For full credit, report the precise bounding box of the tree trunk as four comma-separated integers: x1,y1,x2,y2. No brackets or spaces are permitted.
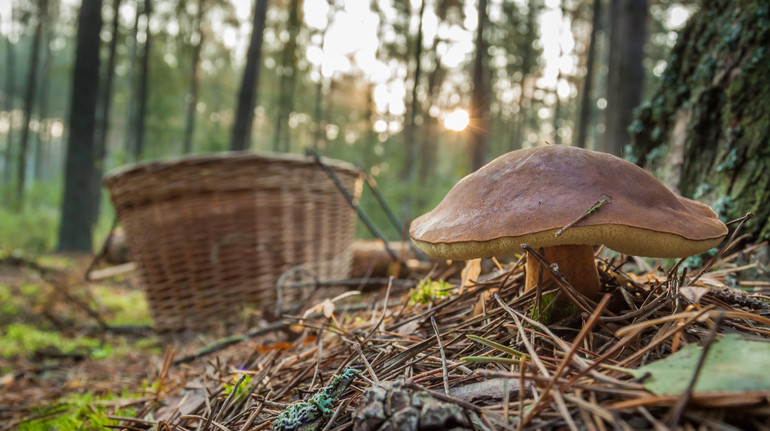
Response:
89,0,122,227
272,0,301,153
125,0,140,157
509,0,539,151
403,0,425,179
362,83,376,170
33,5,54,182
133,0,151,160
400,0,426,218
58,0,103,252
15,0,47,211
313,79,325,152
418,36,442,191
312,5,334,154
604,0,647,155
183,0,205,154
3,8,17,183
230,0,268,151
469,0,490,171
552,0,565,147
575,0,601,149
630,0,770,242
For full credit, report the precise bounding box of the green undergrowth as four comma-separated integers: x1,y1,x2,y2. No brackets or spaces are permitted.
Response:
0,206,59,253
91,285,153,327
17,390,143,431
0,182,116,255
407,279,453,306
1,323,108,359
528,292,580,324
223,373,255,404
0,255,156,360
0,323,160,360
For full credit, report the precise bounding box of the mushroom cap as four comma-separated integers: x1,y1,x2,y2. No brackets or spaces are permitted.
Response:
410,145,728,260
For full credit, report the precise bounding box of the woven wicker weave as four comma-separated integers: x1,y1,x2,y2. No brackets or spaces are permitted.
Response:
103,152,363,331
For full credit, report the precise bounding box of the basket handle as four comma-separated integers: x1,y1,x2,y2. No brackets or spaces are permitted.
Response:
305,147,429,263
84,216,136,282
305,148,401,261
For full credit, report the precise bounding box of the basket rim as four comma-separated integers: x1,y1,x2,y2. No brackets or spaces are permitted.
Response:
102,151,361,186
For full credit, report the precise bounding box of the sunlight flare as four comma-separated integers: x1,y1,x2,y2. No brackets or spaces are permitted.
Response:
444,109,470,132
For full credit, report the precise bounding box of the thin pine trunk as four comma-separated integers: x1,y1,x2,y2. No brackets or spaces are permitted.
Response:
183,0,205,154
33,11,53,181
418,37,441,189
90,0,122,226
4,12,17,183
399,0,426,220
469,0,489,171
134,0,152,160
15,0,46,211
272,0,301,153
510,0,538,150
575,0,601,149
604,0,647,155
403,0,425,181
312,6,333,153
313,79,325,152
230,0,268,151
125,0,140,156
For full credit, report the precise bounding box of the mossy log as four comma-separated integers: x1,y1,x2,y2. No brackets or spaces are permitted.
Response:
630,0,770,241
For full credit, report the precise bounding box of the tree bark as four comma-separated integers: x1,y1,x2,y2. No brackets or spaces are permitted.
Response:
33,4,54,182
630,0,770,242
124,0,140,157
400,0,426,218
230,0,268,151
509,0,540,151
575,0,601,149
183,0,205,154
418,36,442,191
311,5,335,154
604,0,647,155
58,0,103,252
4,8,17,183
469,0,490,171
272,0,301,153
90,0,122,227
133,0,151,160
15,0,47,211
403,0,425,178
230,0,267,151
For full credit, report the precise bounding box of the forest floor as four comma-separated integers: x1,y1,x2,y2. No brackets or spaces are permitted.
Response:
2,231,770,430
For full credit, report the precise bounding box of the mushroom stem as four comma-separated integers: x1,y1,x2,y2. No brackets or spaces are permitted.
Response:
525,244,601,297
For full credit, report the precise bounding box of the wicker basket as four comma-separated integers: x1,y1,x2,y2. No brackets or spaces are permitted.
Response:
103,152,363,331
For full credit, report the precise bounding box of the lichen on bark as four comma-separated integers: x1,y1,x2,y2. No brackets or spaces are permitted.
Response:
629,0,770,241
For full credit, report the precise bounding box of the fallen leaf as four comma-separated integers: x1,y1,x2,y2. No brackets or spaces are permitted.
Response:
629,334,770,396
0,373,14,387
460,258,482,291
680,286,710,304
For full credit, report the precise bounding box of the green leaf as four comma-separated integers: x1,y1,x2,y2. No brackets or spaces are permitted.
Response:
629,334,770,396
461,356,522,365
466,334,531,360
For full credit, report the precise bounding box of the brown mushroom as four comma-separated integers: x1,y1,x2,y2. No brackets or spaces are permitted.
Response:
409,145,728,297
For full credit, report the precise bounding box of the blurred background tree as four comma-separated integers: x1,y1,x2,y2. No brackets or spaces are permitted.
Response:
3,0,763,254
